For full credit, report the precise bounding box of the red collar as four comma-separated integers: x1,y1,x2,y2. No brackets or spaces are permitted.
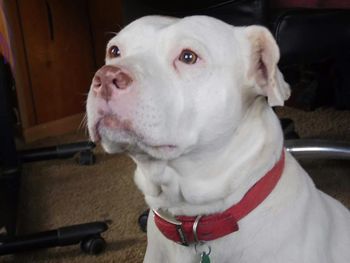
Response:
153,150,285,246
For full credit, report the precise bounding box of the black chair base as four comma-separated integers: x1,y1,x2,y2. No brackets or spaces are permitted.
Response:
0,221,108,256
0,141,108,257
19,141,96,165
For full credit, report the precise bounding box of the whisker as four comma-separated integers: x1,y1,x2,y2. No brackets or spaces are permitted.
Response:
78,114,88,132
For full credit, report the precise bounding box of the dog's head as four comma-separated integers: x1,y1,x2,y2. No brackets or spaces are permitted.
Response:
86,16,290,160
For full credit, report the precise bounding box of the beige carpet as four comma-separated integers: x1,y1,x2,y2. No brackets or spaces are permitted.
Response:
1,107,350,263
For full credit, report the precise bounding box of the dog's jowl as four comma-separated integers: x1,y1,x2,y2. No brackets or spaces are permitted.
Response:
86,16,350,263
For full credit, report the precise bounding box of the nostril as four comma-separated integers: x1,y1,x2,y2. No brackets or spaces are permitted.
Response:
112,78,119,89
92,75,102,90
112,72,132,90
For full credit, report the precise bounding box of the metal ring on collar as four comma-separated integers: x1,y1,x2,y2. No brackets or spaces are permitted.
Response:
192,215,203,244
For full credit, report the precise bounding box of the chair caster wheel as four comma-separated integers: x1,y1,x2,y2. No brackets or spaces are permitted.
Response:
78,150,96,166
80,235,106,255
138,209,149,233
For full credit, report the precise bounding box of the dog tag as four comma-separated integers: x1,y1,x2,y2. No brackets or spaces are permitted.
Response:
200,252,210,263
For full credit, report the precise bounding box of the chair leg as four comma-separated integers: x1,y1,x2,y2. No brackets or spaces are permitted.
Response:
0,168,21,237
285,139,350,159
0,221,108,256
19,141,96,163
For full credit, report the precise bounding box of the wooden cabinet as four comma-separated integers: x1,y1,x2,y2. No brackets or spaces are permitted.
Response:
18,0,96,124
1,0,122,141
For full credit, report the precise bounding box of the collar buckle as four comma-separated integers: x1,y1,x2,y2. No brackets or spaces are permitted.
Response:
153,209,189,246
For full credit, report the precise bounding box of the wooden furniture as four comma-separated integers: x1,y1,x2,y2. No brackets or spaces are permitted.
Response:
0,0,122,142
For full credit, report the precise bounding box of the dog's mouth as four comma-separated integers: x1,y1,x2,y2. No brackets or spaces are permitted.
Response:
91,114,136,144
97,115,133,139
91,114,178,157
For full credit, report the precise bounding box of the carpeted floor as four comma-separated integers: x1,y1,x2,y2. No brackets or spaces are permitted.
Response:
1,106,350,263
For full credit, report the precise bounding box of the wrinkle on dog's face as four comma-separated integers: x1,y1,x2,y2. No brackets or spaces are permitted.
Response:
86,16,248,160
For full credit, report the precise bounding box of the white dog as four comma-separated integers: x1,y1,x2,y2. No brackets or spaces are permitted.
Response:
86,16,350,263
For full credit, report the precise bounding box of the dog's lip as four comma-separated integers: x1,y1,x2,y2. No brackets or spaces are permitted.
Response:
150,144,177,149
92,119,178,154
137,143,178,160
92,115,177,150
90,116,117,143
93,114,133,139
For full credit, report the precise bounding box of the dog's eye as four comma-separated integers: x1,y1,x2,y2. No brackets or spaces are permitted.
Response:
179,49,198,64
108,45,121,58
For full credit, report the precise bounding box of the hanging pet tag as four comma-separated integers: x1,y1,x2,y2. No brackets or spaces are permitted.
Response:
200,251,211,263
196,242,211,263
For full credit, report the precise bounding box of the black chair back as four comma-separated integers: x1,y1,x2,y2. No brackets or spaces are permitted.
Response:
122,0,268,26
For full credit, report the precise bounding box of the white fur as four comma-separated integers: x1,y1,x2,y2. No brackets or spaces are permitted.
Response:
86,16,350,263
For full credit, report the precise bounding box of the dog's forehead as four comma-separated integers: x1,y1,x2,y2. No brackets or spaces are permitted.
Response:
111,16,236,50
115,16,179,43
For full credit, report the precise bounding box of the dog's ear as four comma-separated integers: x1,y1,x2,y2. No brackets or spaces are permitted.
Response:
245,26,290,106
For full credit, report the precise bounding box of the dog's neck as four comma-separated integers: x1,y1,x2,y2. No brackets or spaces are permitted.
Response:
132,97,284,216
